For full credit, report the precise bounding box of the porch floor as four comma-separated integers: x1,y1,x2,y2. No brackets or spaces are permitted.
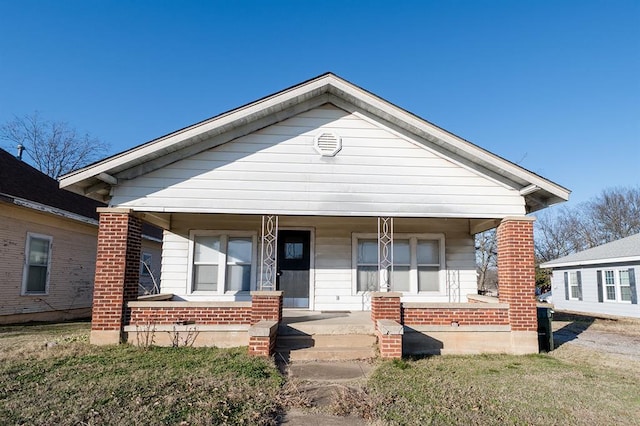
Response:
279,310,375,335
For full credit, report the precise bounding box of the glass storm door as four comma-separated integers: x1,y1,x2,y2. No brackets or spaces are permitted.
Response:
277,230,311,308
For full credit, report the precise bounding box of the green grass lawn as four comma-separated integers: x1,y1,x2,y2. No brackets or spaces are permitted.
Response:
0,322,283,425
355,354,640,425
2,321,639,425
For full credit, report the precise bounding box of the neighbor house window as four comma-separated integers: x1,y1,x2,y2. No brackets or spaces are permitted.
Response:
189,232,256,293
569,271,581,300
603,269,632,303
604,270,616,301
353,234,445,294
22,233,52,295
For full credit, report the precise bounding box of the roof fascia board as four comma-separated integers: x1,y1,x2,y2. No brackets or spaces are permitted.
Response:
6,195,99,226
541,256,640,269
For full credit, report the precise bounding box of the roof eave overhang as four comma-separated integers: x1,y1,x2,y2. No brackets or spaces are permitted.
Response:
59,73,570,208
541,256,640,269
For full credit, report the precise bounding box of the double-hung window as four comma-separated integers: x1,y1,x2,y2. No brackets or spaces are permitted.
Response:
569,271,581,300
353,233,445,294
22,233,52,295
603,269,632,303
190,232,256,293
604,270,616,301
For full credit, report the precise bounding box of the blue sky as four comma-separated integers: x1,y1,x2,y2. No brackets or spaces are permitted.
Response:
1,1,638,208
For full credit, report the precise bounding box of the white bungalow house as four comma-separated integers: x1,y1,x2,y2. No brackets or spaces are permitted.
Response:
540,233,639,318
59,73,569,357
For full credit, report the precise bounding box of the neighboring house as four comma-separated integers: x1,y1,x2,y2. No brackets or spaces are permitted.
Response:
0,148,162,324
540,233,639,318
59,73,570,356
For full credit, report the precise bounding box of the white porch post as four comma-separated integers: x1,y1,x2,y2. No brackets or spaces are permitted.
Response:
259,215,278,291
378,217,394,292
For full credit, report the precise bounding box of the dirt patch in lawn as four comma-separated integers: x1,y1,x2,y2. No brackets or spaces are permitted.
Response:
552,311,640,374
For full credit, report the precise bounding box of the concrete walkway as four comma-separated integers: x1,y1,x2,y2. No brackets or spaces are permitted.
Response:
278,360,375,426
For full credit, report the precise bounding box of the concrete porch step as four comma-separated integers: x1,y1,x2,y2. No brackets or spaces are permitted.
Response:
278,345,376,361
278,323,375,336
276,334,377,361
277,334,376,349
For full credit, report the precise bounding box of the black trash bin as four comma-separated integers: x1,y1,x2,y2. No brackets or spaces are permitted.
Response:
537,306,554,352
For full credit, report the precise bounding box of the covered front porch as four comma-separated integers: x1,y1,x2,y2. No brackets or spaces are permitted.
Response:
90,209,538,357
137,212,494,310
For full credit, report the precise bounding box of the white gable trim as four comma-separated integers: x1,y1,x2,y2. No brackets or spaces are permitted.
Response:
59,73,569,210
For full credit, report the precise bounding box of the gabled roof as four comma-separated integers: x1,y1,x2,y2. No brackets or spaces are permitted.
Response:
540,233,640,268
59,72,570,212
0,148,104,221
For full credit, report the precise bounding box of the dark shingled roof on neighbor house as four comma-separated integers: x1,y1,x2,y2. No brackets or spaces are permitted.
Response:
0,148,104,220
541,233,640,268
0,148,163,240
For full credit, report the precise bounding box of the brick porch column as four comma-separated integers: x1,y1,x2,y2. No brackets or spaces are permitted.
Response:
497,216,537,335
250,291,283,325
90,208,142,345
371,292,402,328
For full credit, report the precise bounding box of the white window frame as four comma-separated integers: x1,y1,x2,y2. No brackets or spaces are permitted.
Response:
568,271,581,301
21,233,53,295
351,233,446,295
603,269,632,304
187,230,258,295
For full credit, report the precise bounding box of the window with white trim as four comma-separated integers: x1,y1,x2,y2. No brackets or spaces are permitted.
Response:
353,233,445,294
22,233,52,295
189,232,256,293
569,271,580,300
603,269,632,303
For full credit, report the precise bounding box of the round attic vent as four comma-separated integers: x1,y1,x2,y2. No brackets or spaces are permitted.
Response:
314,132,342,157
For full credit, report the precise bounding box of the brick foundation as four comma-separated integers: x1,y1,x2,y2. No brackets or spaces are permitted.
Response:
91,209,142,344
497,217,537,332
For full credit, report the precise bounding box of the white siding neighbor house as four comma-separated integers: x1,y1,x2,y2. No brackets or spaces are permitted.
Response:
541,233,639,318
59,73,570,356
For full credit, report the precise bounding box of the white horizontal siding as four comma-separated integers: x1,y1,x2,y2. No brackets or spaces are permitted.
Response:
112,105,525,218
159,215,477,309
160,231,190,294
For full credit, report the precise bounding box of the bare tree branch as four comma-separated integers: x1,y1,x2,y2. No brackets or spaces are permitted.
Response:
0,111,109,179
534,185,640,287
